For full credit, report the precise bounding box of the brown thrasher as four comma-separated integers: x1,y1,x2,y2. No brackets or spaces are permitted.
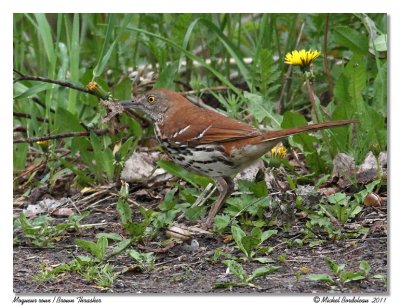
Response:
120,89,355,228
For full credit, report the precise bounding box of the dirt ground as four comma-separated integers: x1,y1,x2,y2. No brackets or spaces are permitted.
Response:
13,195,388,294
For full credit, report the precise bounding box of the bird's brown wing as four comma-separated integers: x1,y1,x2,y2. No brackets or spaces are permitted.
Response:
161,106,261,145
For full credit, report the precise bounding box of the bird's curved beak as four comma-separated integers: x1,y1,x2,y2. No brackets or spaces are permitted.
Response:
119,99,136,109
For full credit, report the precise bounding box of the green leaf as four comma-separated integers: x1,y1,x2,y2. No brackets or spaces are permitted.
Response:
184,206,206,221
253,257,275,264
34,13,55,62
370,34,387,52
75,237,108,260
157,160,212,188
261,229,277,242
111,239,132,256
213,214,230,232
359,261,371,276
125,222,146,239
241,236,259,257
340,271,365,283
249,180,268,198
250,227,262,241
333,26,369,55
245,92,281,128
307,273,334,283
96,233,122,241
344,54,367,112
223,260,247,282
373,61,387,116
231,225,246,255
247,266,281,282
92,14,116,79
159,188,177,211
13,83,52,99
116,199,133,225
324,257,344,274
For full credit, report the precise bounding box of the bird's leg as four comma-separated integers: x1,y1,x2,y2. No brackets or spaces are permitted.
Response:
177,183,217,221
203,176,234,229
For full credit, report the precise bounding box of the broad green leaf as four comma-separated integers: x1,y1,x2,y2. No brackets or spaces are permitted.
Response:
324,257,344,274
125,222,146,239
253,257,275,264
241,236,259,257
344,54,367,112
341,271,365,283
249,180,268,198
184,206,206,221
75,237,108,260
213,214,230,232
111,239,132,256
223,260,247,281
333,26,369,55
370,34,387,52
231,225,246,255
245,92,281,128
307,273,334,283
261,229,277,242
157,160,212,188
373,61,387,116
96,233,122,241
247,266,281,282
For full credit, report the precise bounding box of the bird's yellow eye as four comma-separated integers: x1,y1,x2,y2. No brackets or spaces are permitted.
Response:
147,95,157,104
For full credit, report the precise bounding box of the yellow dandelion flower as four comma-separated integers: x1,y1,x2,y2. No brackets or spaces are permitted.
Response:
36,140,49,147
85,81,98,91
36,140,50,151
85,81,112,100
271,144,287,159
284,49,321,68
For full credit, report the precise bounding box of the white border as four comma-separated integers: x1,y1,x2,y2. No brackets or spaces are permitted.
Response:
4,1,398,305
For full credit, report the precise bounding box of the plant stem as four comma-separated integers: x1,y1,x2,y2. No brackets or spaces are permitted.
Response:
305,78,321,123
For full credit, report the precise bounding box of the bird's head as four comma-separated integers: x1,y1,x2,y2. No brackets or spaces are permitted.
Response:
120,89,181,122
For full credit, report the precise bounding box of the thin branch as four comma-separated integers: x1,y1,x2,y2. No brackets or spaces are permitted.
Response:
13,128,111,144
323,14,334,98
13,111,49,123
13,69,93,96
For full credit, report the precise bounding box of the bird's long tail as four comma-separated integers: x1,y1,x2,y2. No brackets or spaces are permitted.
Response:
260,119,357,142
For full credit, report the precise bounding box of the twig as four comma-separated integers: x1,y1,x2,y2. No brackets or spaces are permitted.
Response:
13,128,110,144
13,69,92,96
323,14,334,98
13,111,49,123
